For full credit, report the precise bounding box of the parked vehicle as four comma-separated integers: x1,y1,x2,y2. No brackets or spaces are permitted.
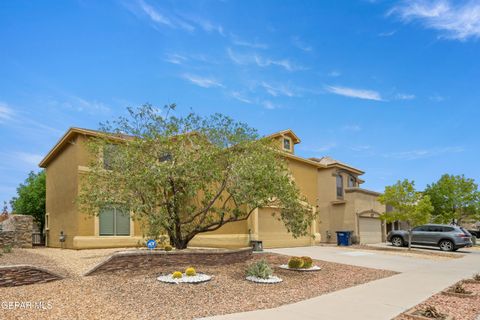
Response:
387,224,473,251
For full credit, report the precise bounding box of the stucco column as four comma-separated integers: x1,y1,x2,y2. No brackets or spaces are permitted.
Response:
248,208,259,241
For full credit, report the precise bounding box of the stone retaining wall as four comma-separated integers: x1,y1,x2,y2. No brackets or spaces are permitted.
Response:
0,215,33,248
85,247,253,276
0,265,62,287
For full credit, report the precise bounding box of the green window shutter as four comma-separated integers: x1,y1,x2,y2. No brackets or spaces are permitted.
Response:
99,207,115,236
115,208,130,236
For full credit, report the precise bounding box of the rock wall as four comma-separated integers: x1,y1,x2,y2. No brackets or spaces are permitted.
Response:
0,215,33,248
0,265,62,287
85,247,253,276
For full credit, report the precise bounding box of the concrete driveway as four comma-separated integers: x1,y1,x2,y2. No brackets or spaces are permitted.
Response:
204,246,480,320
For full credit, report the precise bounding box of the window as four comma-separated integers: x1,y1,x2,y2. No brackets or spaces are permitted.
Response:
348,176,356,188
99,207,130,236
103,144,118,170
336,174,344,198
283,138,291,151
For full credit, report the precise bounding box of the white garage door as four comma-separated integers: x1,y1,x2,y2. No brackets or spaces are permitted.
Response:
359,218,382,244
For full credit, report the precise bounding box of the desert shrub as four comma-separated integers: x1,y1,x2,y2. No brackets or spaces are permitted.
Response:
473,273,480,281
185,267,196,277
164,245,173,252
288,256,304,269
172,271,182,279
301,256,313,268
2,245,12,254
418,305,445,319
451,283,471,294
246,259,273,279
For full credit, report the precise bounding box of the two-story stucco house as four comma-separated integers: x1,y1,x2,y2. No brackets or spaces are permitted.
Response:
39,127,385,249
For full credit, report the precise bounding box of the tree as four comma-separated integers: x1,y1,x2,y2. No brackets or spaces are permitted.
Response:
424,174,480,225
378,179,433,250
10,170,46,235
78,104,316,249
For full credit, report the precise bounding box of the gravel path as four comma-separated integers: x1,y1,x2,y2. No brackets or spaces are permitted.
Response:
0,251,396,320
395,281,480,320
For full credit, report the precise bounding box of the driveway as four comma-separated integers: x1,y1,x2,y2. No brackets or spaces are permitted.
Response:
204,246,480,320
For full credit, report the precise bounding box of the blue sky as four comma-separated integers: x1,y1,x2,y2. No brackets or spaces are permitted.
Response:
1,0,479,205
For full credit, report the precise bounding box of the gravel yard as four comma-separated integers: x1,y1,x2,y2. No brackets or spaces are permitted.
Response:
395,281,480,320
0,249,396,320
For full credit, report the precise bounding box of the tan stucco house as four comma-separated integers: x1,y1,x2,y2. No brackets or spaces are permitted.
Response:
39,127,386,249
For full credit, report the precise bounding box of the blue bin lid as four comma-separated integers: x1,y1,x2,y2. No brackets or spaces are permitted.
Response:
335,230,354,233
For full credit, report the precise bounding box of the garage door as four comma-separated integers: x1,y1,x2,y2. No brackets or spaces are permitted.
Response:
257,208,311,248
359,218,382,244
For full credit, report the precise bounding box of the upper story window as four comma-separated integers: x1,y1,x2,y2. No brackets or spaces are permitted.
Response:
348,176,356,188
283,138,292,151
336,174,344,198
103,144,118,170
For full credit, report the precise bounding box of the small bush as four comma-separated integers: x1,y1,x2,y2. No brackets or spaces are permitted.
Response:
473,273,480,281
2,245,12,254
172,271,182,279
164,245,173,252
288,257,304,269
185,267,196,277
451,283,471,294
301,256,313,269
418,305,445,319
246,259,273,279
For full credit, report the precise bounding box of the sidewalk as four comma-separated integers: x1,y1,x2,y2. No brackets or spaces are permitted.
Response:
203,247,480,320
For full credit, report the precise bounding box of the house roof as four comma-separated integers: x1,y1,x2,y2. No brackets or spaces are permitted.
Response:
309,156,364,175
265,129,301,144
39,127,131,168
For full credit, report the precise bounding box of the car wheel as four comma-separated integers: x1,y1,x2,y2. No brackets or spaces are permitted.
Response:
391,236,404,247
439,240,454,251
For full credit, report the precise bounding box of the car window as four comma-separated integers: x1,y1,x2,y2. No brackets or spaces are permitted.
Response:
460,227,471,235
412,226,426,231
428,226,443,232
442,226,454,232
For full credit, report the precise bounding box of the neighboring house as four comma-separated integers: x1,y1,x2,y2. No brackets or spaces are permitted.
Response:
39,127,385,249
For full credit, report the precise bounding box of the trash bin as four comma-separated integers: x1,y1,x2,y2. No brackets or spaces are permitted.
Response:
336,231,353,246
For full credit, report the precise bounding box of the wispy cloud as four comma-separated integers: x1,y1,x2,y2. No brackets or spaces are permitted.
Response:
14,152,43,166
230,34,267,49
350,145,372,152
328,70,341,77
230,91,252,104
164,53,187,65
383,146,464,160
262,100,279,110
325,85,383,101
261,82,295,97
182,15,224,35
395,93,415,100
378,30,397,37
429,94,445,102
49,95,110,114
181,73,224,88
0,102,14,122
389,0,480,41
291,36,312,52
226,48,303,72
138,0,174,28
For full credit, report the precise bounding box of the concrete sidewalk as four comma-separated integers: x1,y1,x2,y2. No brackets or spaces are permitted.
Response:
203,246,480,320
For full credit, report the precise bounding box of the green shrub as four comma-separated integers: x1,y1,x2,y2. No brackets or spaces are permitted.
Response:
172,271,182,279
301,256,313,269
164,245,173,252
473,273,480,281
246,259,273,279
288,257,304,269
2,245,12,254
185,267,196,277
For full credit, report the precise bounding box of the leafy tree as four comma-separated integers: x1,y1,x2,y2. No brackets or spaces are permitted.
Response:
424,174,480,225
78,104,315,249
378,179,433,249
10,171,46,235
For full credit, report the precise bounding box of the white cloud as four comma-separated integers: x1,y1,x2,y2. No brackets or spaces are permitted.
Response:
389,0,480,41
230,91,252,104
291,36,312,52
378,30,397,37
429,94,445,102
395,93,416,100
231,36,268,49
14,152,43,166
0,102,14,122
261,82,295,97
384,146,464,160
138,0,174,27
262,100,278,110
52,95,110,114
164,53,187,65
328,70,341,77
226,48,303,72
181,74,224,88
325,85,383,101
350,145,372,151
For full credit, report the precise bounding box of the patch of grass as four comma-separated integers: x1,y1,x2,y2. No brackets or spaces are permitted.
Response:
2,244,12,253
